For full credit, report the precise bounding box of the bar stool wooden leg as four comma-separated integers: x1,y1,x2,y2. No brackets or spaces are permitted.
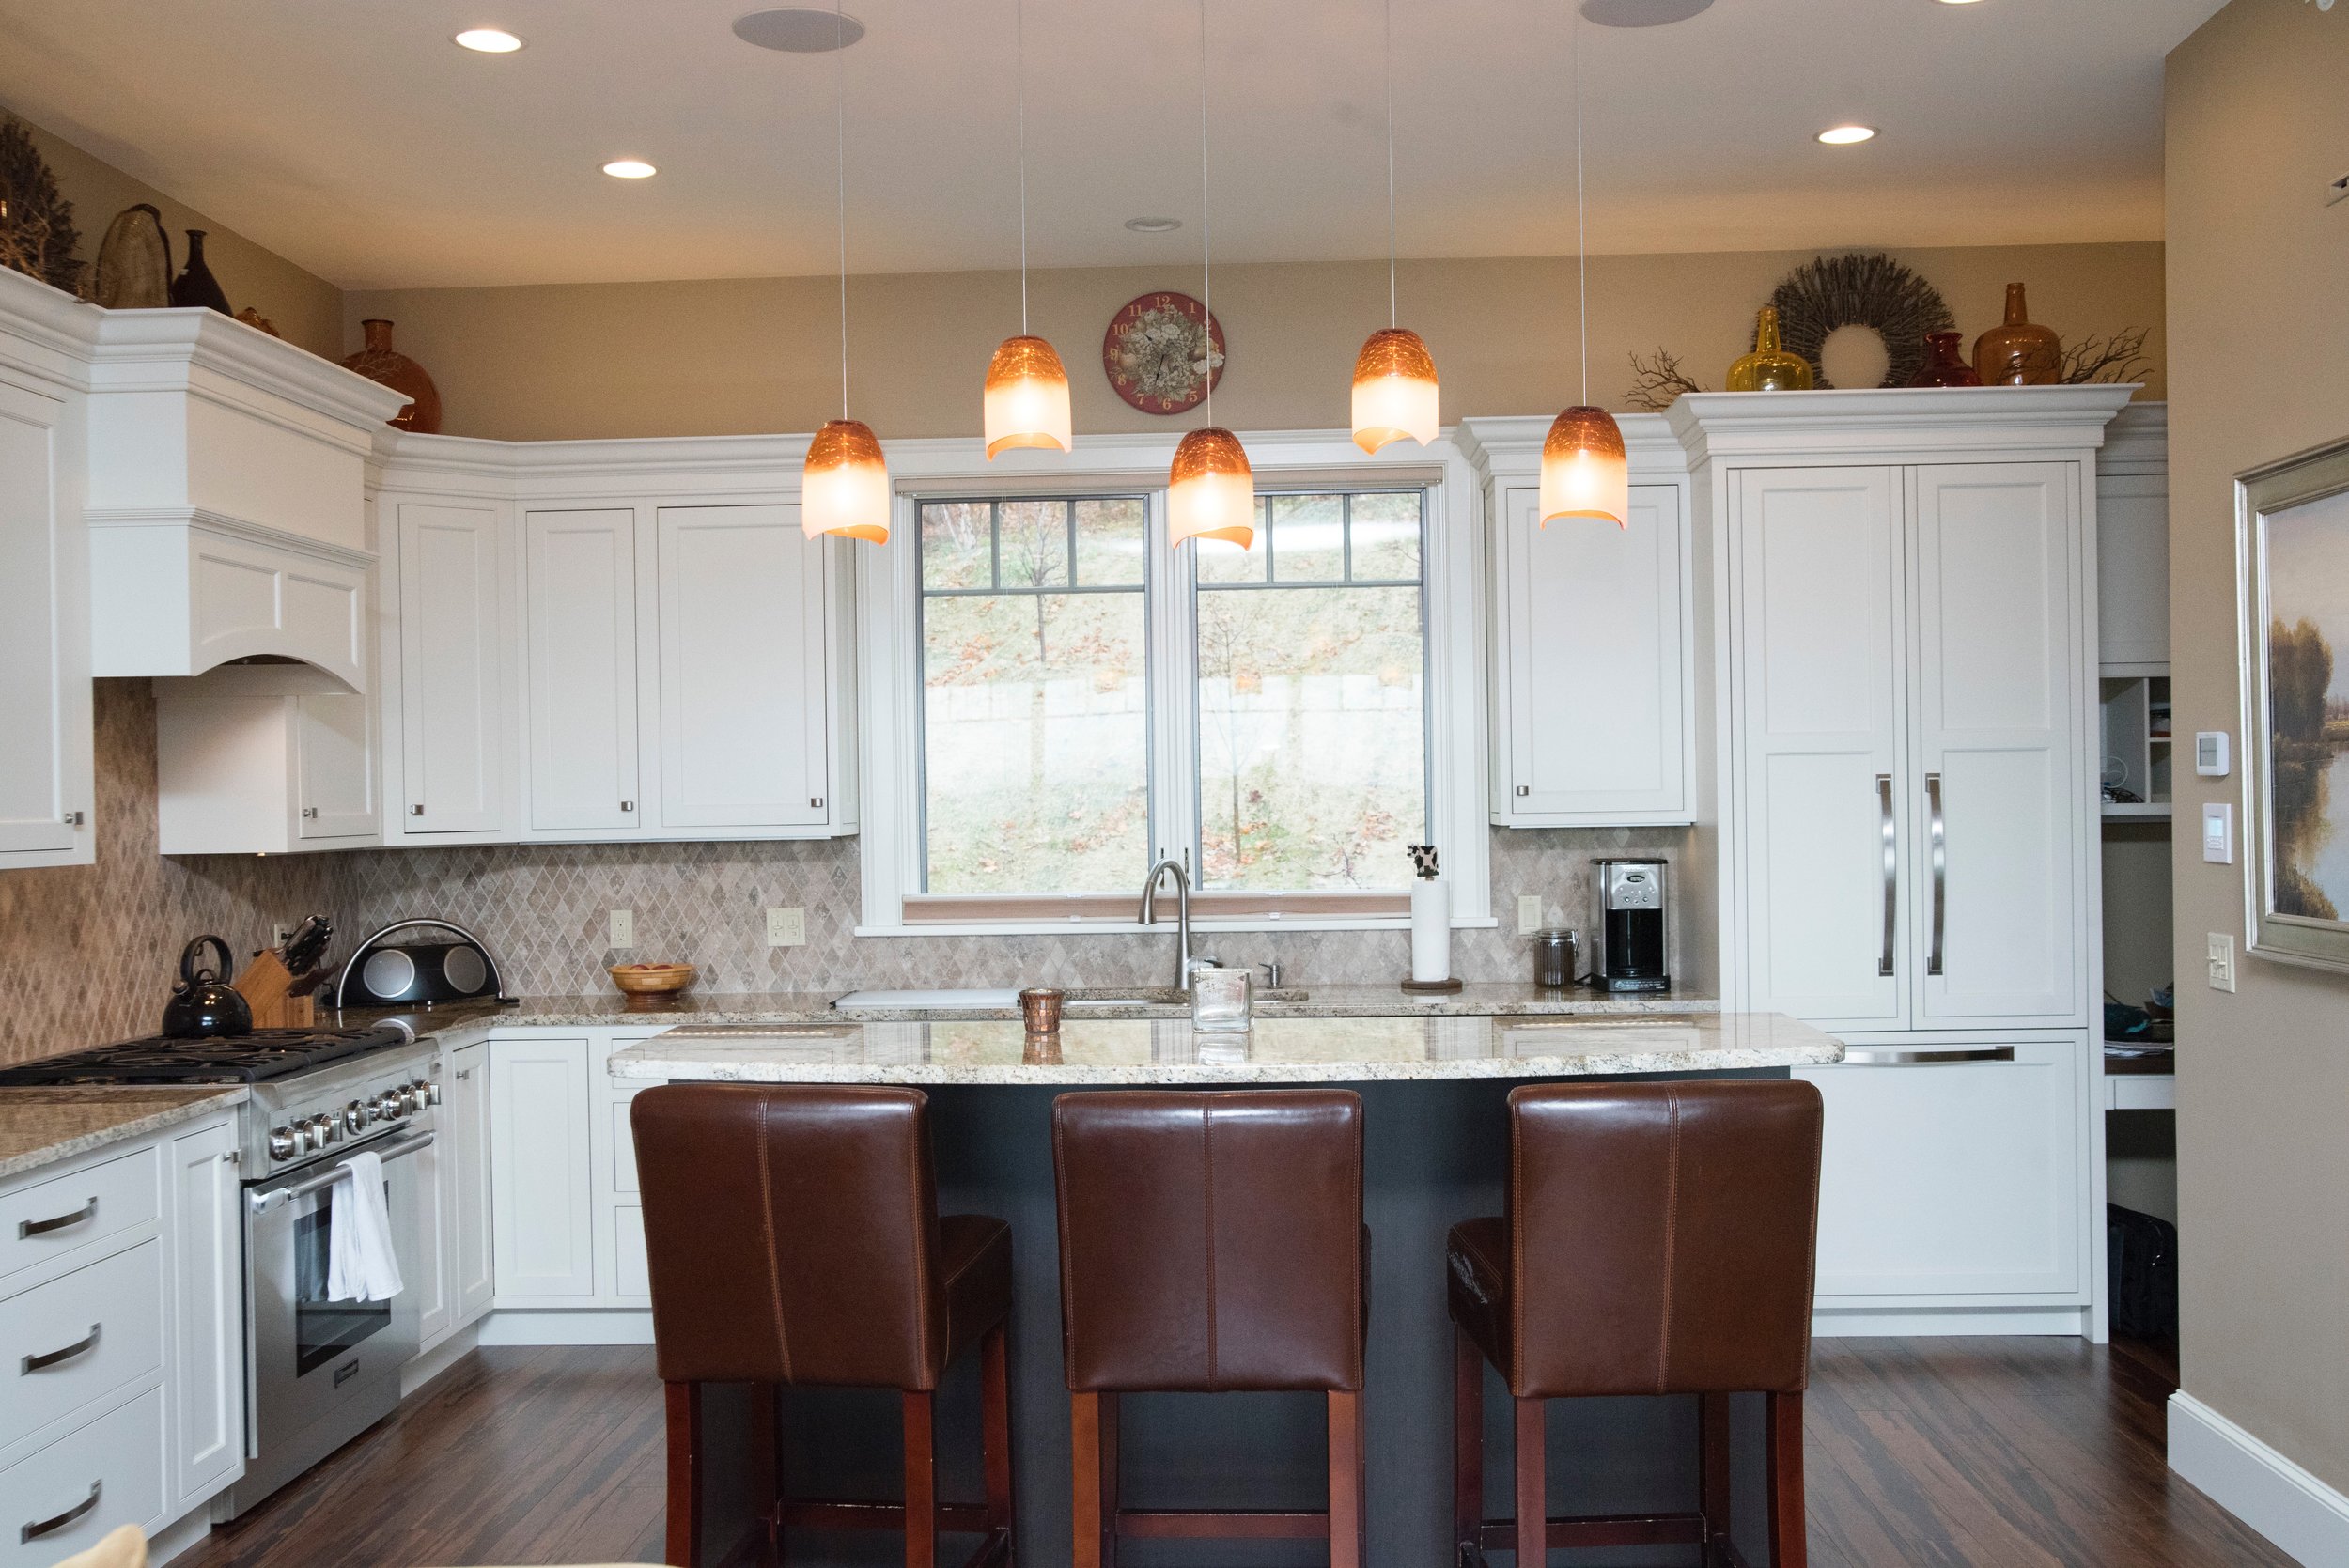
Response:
1328,1390,1365,1568
980,1323,1015,1546
1454,1327,1484,1563
1071,1392,1112,1568
664,1382,703,1568
1514,1397,1545,1568
901,1391,938,1568
1766,1391,1806,1568
1700,1392,1732,1566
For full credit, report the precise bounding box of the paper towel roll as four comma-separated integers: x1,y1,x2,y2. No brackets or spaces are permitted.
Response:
1410,877,1451,983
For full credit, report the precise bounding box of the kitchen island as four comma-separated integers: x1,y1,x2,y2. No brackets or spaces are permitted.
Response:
610,1011,1840,1568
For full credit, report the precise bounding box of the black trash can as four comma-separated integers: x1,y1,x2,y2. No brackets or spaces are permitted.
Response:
2108,1203,2179,1340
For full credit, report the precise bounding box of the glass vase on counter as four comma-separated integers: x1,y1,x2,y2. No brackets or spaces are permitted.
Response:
1190,966,1252,1033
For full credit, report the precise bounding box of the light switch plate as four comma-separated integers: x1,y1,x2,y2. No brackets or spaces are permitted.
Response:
2207,932,2236,993
767,908,805,948
609,908,634,948
1517,894,1544,935
2202,802,2234,863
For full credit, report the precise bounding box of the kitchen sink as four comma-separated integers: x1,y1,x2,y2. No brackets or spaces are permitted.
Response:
832,986,1308,1018
1060,986,1309,1010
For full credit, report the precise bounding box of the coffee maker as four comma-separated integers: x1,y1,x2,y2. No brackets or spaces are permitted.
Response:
1591,858,1670,992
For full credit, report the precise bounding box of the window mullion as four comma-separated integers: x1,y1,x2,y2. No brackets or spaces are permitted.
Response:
1146,489,1202,877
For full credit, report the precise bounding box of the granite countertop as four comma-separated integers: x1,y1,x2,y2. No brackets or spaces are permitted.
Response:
606,1011,1840,1087
0,1087,247,1184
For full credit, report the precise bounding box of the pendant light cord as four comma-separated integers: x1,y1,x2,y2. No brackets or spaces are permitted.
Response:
1198,0,1213,427
1574,0,1588,409
1384,0,1395,329
834,0,849,419
1016,0,1029,335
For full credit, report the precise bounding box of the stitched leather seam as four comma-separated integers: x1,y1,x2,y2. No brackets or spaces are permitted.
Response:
1657,1088,1681,1395
1507,1100,1523,1393
907,1101,935,1385
1202,1103,1219,1389
756,1101,793,1384
1052,1112,1079,1383
1351,1110,1365,1389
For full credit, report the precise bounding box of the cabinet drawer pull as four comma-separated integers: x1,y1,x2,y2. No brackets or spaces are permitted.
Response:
1926,772,1947,977
1840,1046,2015,1065
21,1481,100,1543
22,1325,100,1374
19,1197,97,1238
1876,773,1897,978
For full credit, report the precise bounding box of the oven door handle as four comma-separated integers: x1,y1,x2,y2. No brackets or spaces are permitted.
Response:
249,1130,435,1215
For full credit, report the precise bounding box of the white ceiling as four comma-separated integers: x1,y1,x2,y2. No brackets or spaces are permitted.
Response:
0,0,2224,291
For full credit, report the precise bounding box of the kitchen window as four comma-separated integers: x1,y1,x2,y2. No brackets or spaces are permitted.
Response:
856,431,1490,934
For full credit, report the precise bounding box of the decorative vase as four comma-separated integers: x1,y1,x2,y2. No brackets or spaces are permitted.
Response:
341,318,443,433
167,229,230,315
1908,329,1983,388
1726,305,1814,392
1972,282,2061,386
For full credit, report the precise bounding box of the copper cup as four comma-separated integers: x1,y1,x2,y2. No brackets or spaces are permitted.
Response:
1019,986,1065,1034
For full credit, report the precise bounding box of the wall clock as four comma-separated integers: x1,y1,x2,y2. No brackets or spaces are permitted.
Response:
1101,291,1225,415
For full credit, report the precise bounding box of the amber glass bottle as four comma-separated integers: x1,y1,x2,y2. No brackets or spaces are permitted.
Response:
1726,305,1814,392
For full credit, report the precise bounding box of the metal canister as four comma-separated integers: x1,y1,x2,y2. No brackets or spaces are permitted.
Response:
1532,928,1580,988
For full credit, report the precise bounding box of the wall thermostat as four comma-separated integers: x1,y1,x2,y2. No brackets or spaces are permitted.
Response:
2196,732,2231,777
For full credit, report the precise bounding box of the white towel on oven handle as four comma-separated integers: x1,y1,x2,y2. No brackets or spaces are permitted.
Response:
326,1149,404,1302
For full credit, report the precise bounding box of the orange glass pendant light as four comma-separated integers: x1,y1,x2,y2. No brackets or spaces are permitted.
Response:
1168,0,1254,551
1540,1,1627,528
802,0,889,542
801,418,890,542
1348,0,1439,454
981,0,1073,458
1168,427,1256,548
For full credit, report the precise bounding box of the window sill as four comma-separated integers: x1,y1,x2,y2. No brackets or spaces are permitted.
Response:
855,914,1501,939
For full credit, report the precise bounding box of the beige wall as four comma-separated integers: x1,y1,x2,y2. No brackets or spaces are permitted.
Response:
5,108,342,360
349,241,2165,443
2167,0,2349,1497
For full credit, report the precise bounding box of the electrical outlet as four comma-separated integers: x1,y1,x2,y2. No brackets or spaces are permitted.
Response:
2206,932,2236,993
767,907,805,948
1517,894,1544,935
271,923,291,949
609,908,634,948
2328,170,2349,208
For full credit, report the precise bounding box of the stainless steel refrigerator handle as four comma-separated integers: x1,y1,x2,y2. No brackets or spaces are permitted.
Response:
248,1130,436,1214
1926,772,1947,977
1841,1045,2015,1065
1876,774,1897,978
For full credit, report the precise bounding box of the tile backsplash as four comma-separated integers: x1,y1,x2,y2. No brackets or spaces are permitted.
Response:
0,683,1691,1063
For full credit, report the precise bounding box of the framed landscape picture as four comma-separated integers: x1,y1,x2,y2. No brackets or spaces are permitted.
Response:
2238,434,2349,972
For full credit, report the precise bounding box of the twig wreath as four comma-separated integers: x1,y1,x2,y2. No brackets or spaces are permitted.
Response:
1765,252,1953,389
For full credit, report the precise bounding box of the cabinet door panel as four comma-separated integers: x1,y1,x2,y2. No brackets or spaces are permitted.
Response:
295,691,374,840
1734,468,1906,1024
1497,485,1688,819
2095,472,2169,669
488,1038,593,1297
397,503,504,832
166,1119,243,1510
1910,464,2081,1023
656,505,827,829
524,510,640,831
0,383,74,858
448,1043,493,1323
1796,1041,2083,1299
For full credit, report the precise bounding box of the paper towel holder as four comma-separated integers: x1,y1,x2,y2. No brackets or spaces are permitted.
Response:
1400,843,1465,993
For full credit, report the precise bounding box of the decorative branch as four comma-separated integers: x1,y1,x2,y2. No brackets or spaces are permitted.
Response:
2057,327,2153,387
1624,348,1707,412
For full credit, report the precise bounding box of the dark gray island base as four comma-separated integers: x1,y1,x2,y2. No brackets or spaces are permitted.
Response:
610,1016,1842,1568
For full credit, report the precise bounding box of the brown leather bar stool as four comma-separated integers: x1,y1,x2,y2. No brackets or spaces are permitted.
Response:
631,1084,1015,1568
1051,1089,1367,1568
1449,1080,1823,1568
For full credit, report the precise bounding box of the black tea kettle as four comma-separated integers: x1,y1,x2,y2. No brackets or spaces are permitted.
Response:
162,935,254,1039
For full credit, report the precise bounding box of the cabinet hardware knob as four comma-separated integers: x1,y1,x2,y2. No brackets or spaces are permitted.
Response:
303,806,319,818
811,797,824,809
620,800,635,813
411,803,426,815
60,810,84,827
1515,784,1529,798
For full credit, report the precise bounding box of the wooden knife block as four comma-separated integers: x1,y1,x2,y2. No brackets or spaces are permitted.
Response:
233,952,315,1030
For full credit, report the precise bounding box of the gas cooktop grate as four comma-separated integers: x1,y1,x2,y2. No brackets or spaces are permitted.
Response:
0,1027,414,1085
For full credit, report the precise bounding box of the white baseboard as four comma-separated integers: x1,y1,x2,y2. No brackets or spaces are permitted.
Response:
476,1308,654,1346
402,1320,485,1398
147,1506,214,1567
2170,1390,2349,1567
1814,1305,2090,1337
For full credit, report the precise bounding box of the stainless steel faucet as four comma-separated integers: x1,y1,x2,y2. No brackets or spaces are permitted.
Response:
1137,856,1193,992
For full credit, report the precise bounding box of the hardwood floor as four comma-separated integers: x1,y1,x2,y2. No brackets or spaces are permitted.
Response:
173,1338,2293,1568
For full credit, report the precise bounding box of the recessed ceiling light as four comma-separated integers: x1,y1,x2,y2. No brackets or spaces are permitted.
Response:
732,8,865,52
1579,0,1713,26
1125,216,1183,233
453,27,524,52
602,159,659,179
1816,125,1878,146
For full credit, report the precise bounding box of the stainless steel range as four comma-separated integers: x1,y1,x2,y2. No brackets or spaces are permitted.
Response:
0,1024,441,1517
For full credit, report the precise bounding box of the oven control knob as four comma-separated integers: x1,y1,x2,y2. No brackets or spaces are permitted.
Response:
269,1126,298,1159
311,1114,341,1145
292,1122,317,1154
399,1084,421,1115
416,1079,441,1107
344,1101,367,1134
378,1090,406,1121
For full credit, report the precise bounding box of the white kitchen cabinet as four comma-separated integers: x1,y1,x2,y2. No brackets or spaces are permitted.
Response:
1460,417,1695,827
523,508,643,834
655,505,831,831
154,666,379,854
392,499,507,835
489,1037,596,1299
447,1042,495,1326
163,1119,242,1514
0,275,94,869
2094,404,2169,674
1797,1039,2088,1306
410,1106,451,1351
